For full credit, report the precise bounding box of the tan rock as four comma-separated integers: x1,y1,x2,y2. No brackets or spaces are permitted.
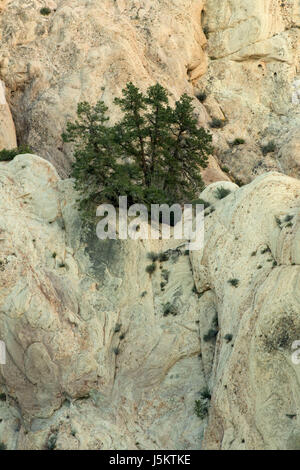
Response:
0,80,17,150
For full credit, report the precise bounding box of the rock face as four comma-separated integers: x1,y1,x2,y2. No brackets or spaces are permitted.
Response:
0,0,299,181
0,0,300,451
0,0,208,176
0,80,17,150
0,155,206,450
1,155,300,449
201,0,300,183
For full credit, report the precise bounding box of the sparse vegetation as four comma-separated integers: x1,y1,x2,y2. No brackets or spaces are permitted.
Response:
161,269,170,282
228,278,239,287
163,302,178,317
147,252,159,262
209,117,225,129
158,252,169,262
224,333,233,343
40,7,51,15
146,263,156,275
203,328,218,342
114,323,122,333
0,393,6,401
200,387,211,400
196,92,207,103
275,216,282,228
0,146,32,162
194,399,209,419
232,138,245,146
0,442,7,450
215,187,231,200
261,141,276,155
191,198,210,209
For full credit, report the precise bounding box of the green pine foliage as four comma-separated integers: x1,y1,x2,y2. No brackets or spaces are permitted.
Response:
0,145,32,162
62,83,213,218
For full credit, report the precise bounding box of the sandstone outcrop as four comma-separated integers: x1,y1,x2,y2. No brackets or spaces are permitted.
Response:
0,80,17,150
1,155,300,449
0,1,298,182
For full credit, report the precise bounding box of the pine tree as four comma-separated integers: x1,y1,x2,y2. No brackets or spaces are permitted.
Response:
62,82,212,218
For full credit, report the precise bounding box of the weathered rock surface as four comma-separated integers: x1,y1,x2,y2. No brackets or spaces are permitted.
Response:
0,0,298,182
0,80,17,150
0,0,208,176
0,154,205,449
1,155,300,449
200,0,300,182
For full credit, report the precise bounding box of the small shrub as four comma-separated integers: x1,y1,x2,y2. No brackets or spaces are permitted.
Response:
158,252,169,262
284,214,294,222
200,387,211,400
161,269,170,282
273,260,278,267
58,262,66,268
0,442,7,450
232,138,245,146
224,333,233,343
209,118,225,129
191,198,210,209
261,141,276,155
146,263,156,275
215,187,231,200
0,145,32,162
0,393,6,401
52,252,57,258
261,247,271,254
141,291,147,297
119,333,125,340
275,216,282,228
40,7,51,15
222,166,230,173
203,328,218,342
147,252,158,262
194,399,208,419
163,302,178,317
228,278,239,287
114,323,121,333
251,251,257,257
286,222,293,228
113,347,120,355
196,92,207,103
